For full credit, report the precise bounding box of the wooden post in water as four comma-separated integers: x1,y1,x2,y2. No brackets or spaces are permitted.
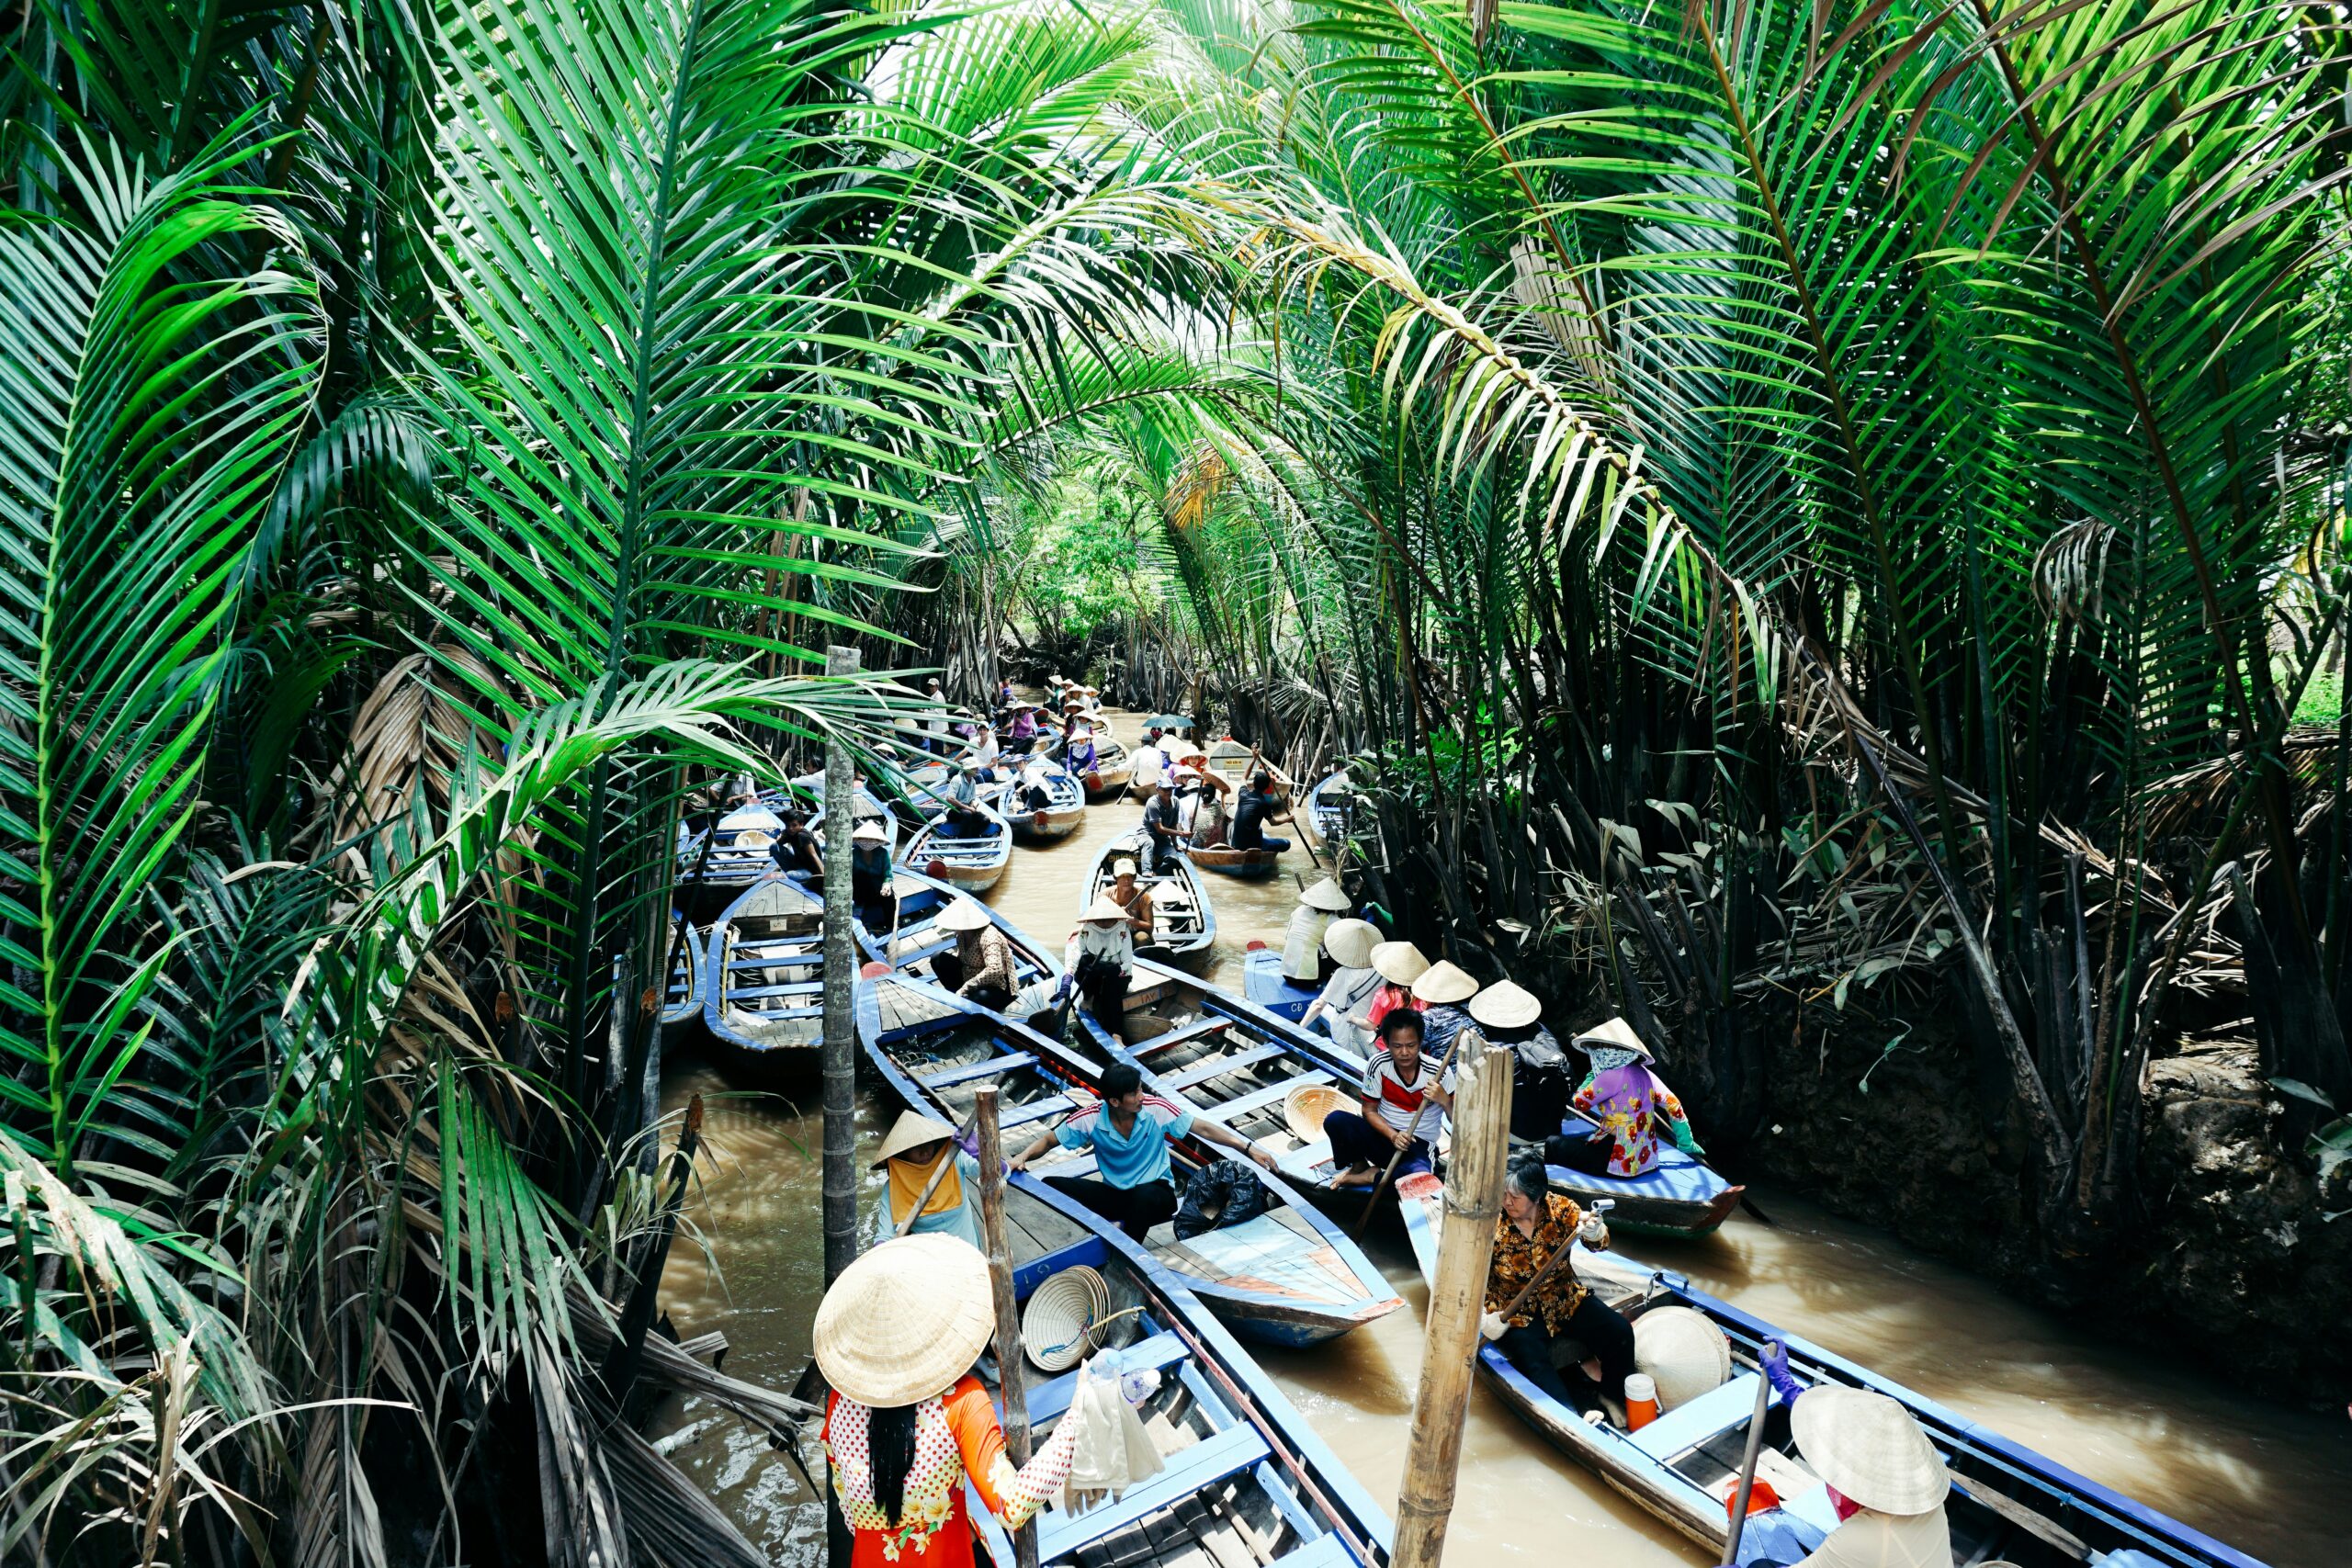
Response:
973,1086,1039,1568
1393,1040,1512,1568
821,644,861,1289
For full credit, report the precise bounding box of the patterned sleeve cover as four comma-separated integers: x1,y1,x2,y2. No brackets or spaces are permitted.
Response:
1647,1071,1697,1150
949,1379,1079,1529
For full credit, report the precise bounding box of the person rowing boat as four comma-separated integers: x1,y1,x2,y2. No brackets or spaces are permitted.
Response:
1477,1156,1635,1416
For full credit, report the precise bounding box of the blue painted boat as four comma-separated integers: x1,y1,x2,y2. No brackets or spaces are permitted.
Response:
658,911,706,1040
902,800,1013,892
1086,829,1214,969
1005,759,1086,841
940,1177,1391,1567
1242,944,1320,1024
1396,1176,2266,1568
865,865,1056,986
1301,768,1358,853
859,975,1402,1349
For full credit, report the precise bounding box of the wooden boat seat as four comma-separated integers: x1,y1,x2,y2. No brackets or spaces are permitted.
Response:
725,979,822,1001
922,1054,1035,1089
1035,1419,1271,1562
1003,1094,1076,1129
1629,1371,1762,1460
1023,1331,1191,1425
1132,1015,1238,1058
1163,1043,1283,1089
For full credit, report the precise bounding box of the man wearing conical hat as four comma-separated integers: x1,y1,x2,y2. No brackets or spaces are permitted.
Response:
1280,876,1352,984
870,1111,981,1249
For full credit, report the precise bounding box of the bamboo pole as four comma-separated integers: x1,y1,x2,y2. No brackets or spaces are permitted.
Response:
973,1087,1039,1568
1393,1042,1513,1568
821,644,861,1289
892,1111,976,1238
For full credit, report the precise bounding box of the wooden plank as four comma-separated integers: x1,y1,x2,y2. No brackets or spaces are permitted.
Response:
1195,1075,1329,1123
1164,1043,1283,1089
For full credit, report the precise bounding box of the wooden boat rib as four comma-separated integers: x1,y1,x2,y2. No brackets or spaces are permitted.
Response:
1006,761,1086,841
1397,1180,2264,1568
858,976,1401,1348
1086,829,1214,969
959,1178,1393,1567
901,800,1013,892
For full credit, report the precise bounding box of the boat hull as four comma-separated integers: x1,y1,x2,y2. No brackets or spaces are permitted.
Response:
1189,843,1283,878
1241,945,1319,1022
902,807,1012,893
1084,831,1215,968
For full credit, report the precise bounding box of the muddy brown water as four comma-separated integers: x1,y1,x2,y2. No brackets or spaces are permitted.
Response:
655,714,2352,1566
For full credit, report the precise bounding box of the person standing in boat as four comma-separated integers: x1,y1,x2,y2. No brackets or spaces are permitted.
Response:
1360,940,1430,1034
1408,959,1480,1057
1064,895,1136,1043
1231,770,1294,854
1323,1009,1453,1188
921,677,952,756
1302,919,1383,1056
815,1235,1080,1567
1282,877,1352,985
1104,857,1155,944
1010,1061,1273,1240
1477,1156,1636,1416
1548,1017,1706,1178
870,1111,981,1247
1130,727,1168,807
931,898,1015,1011
850,820,895,931
1739,1352,1953,1568
1141,777,1189,874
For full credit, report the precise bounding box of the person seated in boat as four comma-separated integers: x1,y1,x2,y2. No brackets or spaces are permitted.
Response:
939,760,989,839
816,1235,1081,1568
1131,727,1168,807
1323,1009,1453,1189
1008,701,1039,745
1011,1062,1272,1241
932,897,1015,1010
1105,858,1155,942
1409,959,1480,1057
769,804,825,877
1064,895,1136,1043
850,819,895,930
1466,979,1576,1142
1547,1017,1706,1179
967,722,1001,783
871,1111,981,1247
1014,753,1060,813
1361,940,1430,1033
1283,877,1352,985
1141,780,1190,874
718,786,784,837
1737,1350,1953,1568
1059,715,1098,774
1231,771,1294,854
1478,1156,1636,1416
1302,919,1383,1056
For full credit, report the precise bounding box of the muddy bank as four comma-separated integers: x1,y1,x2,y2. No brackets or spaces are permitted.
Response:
1738,998,2352,1403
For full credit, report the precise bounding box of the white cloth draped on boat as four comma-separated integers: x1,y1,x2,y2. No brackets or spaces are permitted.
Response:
1058,1350,1165,1510
1067,922,1133,976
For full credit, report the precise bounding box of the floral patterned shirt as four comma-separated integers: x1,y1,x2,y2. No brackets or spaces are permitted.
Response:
824,1375,1077,1565
1571,1063,1694,1177
1486,1192,1589,1335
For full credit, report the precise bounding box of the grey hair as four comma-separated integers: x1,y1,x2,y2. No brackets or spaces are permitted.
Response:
1506,1156,1549,1204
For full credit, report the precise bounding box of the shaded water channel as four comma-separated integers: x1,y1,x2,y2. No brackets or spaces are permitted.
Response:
653,712,2352,1566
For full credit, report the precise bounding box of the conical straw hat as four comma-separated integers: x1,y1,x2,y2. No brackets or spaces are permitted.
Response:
852,820,888,844
1573,1015,1653,1060
1080,894,1129,923
871,1109,958,1168
813,1234,994,1406
1323,919,1379,970
1411,960,1477,1004
1298,877,1351,911
1283,1083,1352,1145
936,897,991,933
1791,1385,1951,1515
1370,941,1429,986
1469,980,1543,1030
1631,1306,1731,1411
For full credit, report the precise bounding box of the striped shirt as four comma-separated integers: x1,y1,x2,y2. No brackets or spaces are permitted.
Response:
1360,1048,1456,1140
1055,1097,1193,1189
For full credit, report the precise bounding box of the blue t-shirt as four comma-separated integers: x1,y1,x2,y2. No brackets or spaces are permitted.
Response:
1056,1098,1195,1189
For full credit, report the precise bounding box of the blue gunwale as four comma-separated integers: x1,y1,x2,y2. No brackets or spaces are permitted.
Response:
1005,763,1086,841
902,801,1014,892
858,978,1401,1348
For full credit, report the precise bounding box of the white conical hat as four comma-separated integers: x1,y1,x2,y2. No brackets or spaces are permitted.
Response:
1370,941,1430,986
1791,1385,1951,1515
1469,980,1543,1030
870,1109,958,1168
1411,960,1477,1004
1080,894,1129,922
936,897,991,933
1297,877,1351,911
1631,1305,1731,1411
1323,919,1379,970
852,820,888,844
812,1234,994,1406
1572,1015,1653,1060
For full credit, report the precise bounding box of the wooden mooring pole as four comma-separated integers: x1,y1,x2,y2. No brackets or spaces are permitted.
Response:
1393,1040,1512,1568
973,1086,1040,1568
820,644,861,1290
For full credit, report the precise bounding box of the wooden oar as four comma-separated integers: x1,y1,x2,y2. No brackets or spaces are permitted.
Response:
891,1113,977,1238
1718,1351,1775,1567
1352,1023,1480,1236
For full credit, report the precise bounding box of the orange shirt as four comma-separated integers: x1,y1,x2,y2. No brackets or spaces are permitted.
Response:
823,1375,1075,1567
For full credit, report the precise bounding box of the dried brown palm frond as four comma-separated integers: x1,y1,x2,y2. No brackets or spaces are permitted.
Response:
2139,727,2348,845
330,647,510,842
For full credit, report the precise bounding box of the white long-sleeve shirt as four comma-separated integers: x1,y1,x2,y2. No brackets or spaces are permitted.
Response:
1066,922,1133,976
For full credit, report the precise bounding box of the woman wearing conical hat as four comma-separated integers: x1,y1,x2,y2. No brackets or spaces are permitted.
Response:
1280,876,1352,984
1358,940,1430,1035
1408,959,1480,1058
870,1111,980,1249
1552,1017,1705,1179
1737,1354,1953,1568
816,1235,1081,1565
1301,919,1383,1058
1066,894,1136,1044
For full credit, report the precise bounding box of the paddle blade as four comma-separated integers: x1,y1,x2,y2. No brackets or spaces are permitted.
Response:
859,961,892,979
1395,1171,1444,1201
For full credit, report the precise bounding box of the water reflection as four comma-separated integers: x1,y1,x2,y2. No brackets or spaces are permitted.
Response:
653,711,2352,1568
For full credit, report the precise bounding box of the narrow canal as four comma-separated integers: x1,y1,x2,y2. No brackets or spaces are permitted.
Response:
653,712,2352,1567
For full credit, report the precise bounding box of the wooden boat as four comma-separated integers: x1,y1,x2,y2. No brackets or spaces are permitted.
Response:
1187,840,1283,878
858,976,1402,1348
658,913,707,1039
1005,761,1086,841
862,1175,1394,1568
1396,1179,2264,1568
1077,734,1133,801
868,866,1057,986
901,800,1013,892
1300,769,1358,852
1241,944,1319,1026
1086,829,1214,969
673,795,812,919
1200,737,1265,793
805,780,899,859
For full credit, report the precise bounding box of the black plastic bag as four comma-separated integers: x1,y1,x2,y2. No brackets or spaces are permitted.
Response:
1172,1158,1271,1239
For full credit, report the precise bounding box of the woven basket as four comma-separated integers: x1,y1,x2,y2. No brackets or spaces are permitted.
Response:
1022,1266,1110,1372
1283,1083,1351,1146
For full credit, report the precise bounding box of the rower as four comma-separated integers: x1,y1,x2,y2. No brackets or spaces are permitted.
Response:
1141,775,1189,874
1740,1351,1954,1568
1231,770,1293,854
871,1110,980,1247
1477,1156,1635,1416
1282,876,1352,985
1010,1062,1272,1240
1549,1017,1706,1178
1301,918,1383,1057
932,897,1013,1010
939,758,988,839
1065,895,1136,1043
1104,857,1155,943
1322,1009,1453,1189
